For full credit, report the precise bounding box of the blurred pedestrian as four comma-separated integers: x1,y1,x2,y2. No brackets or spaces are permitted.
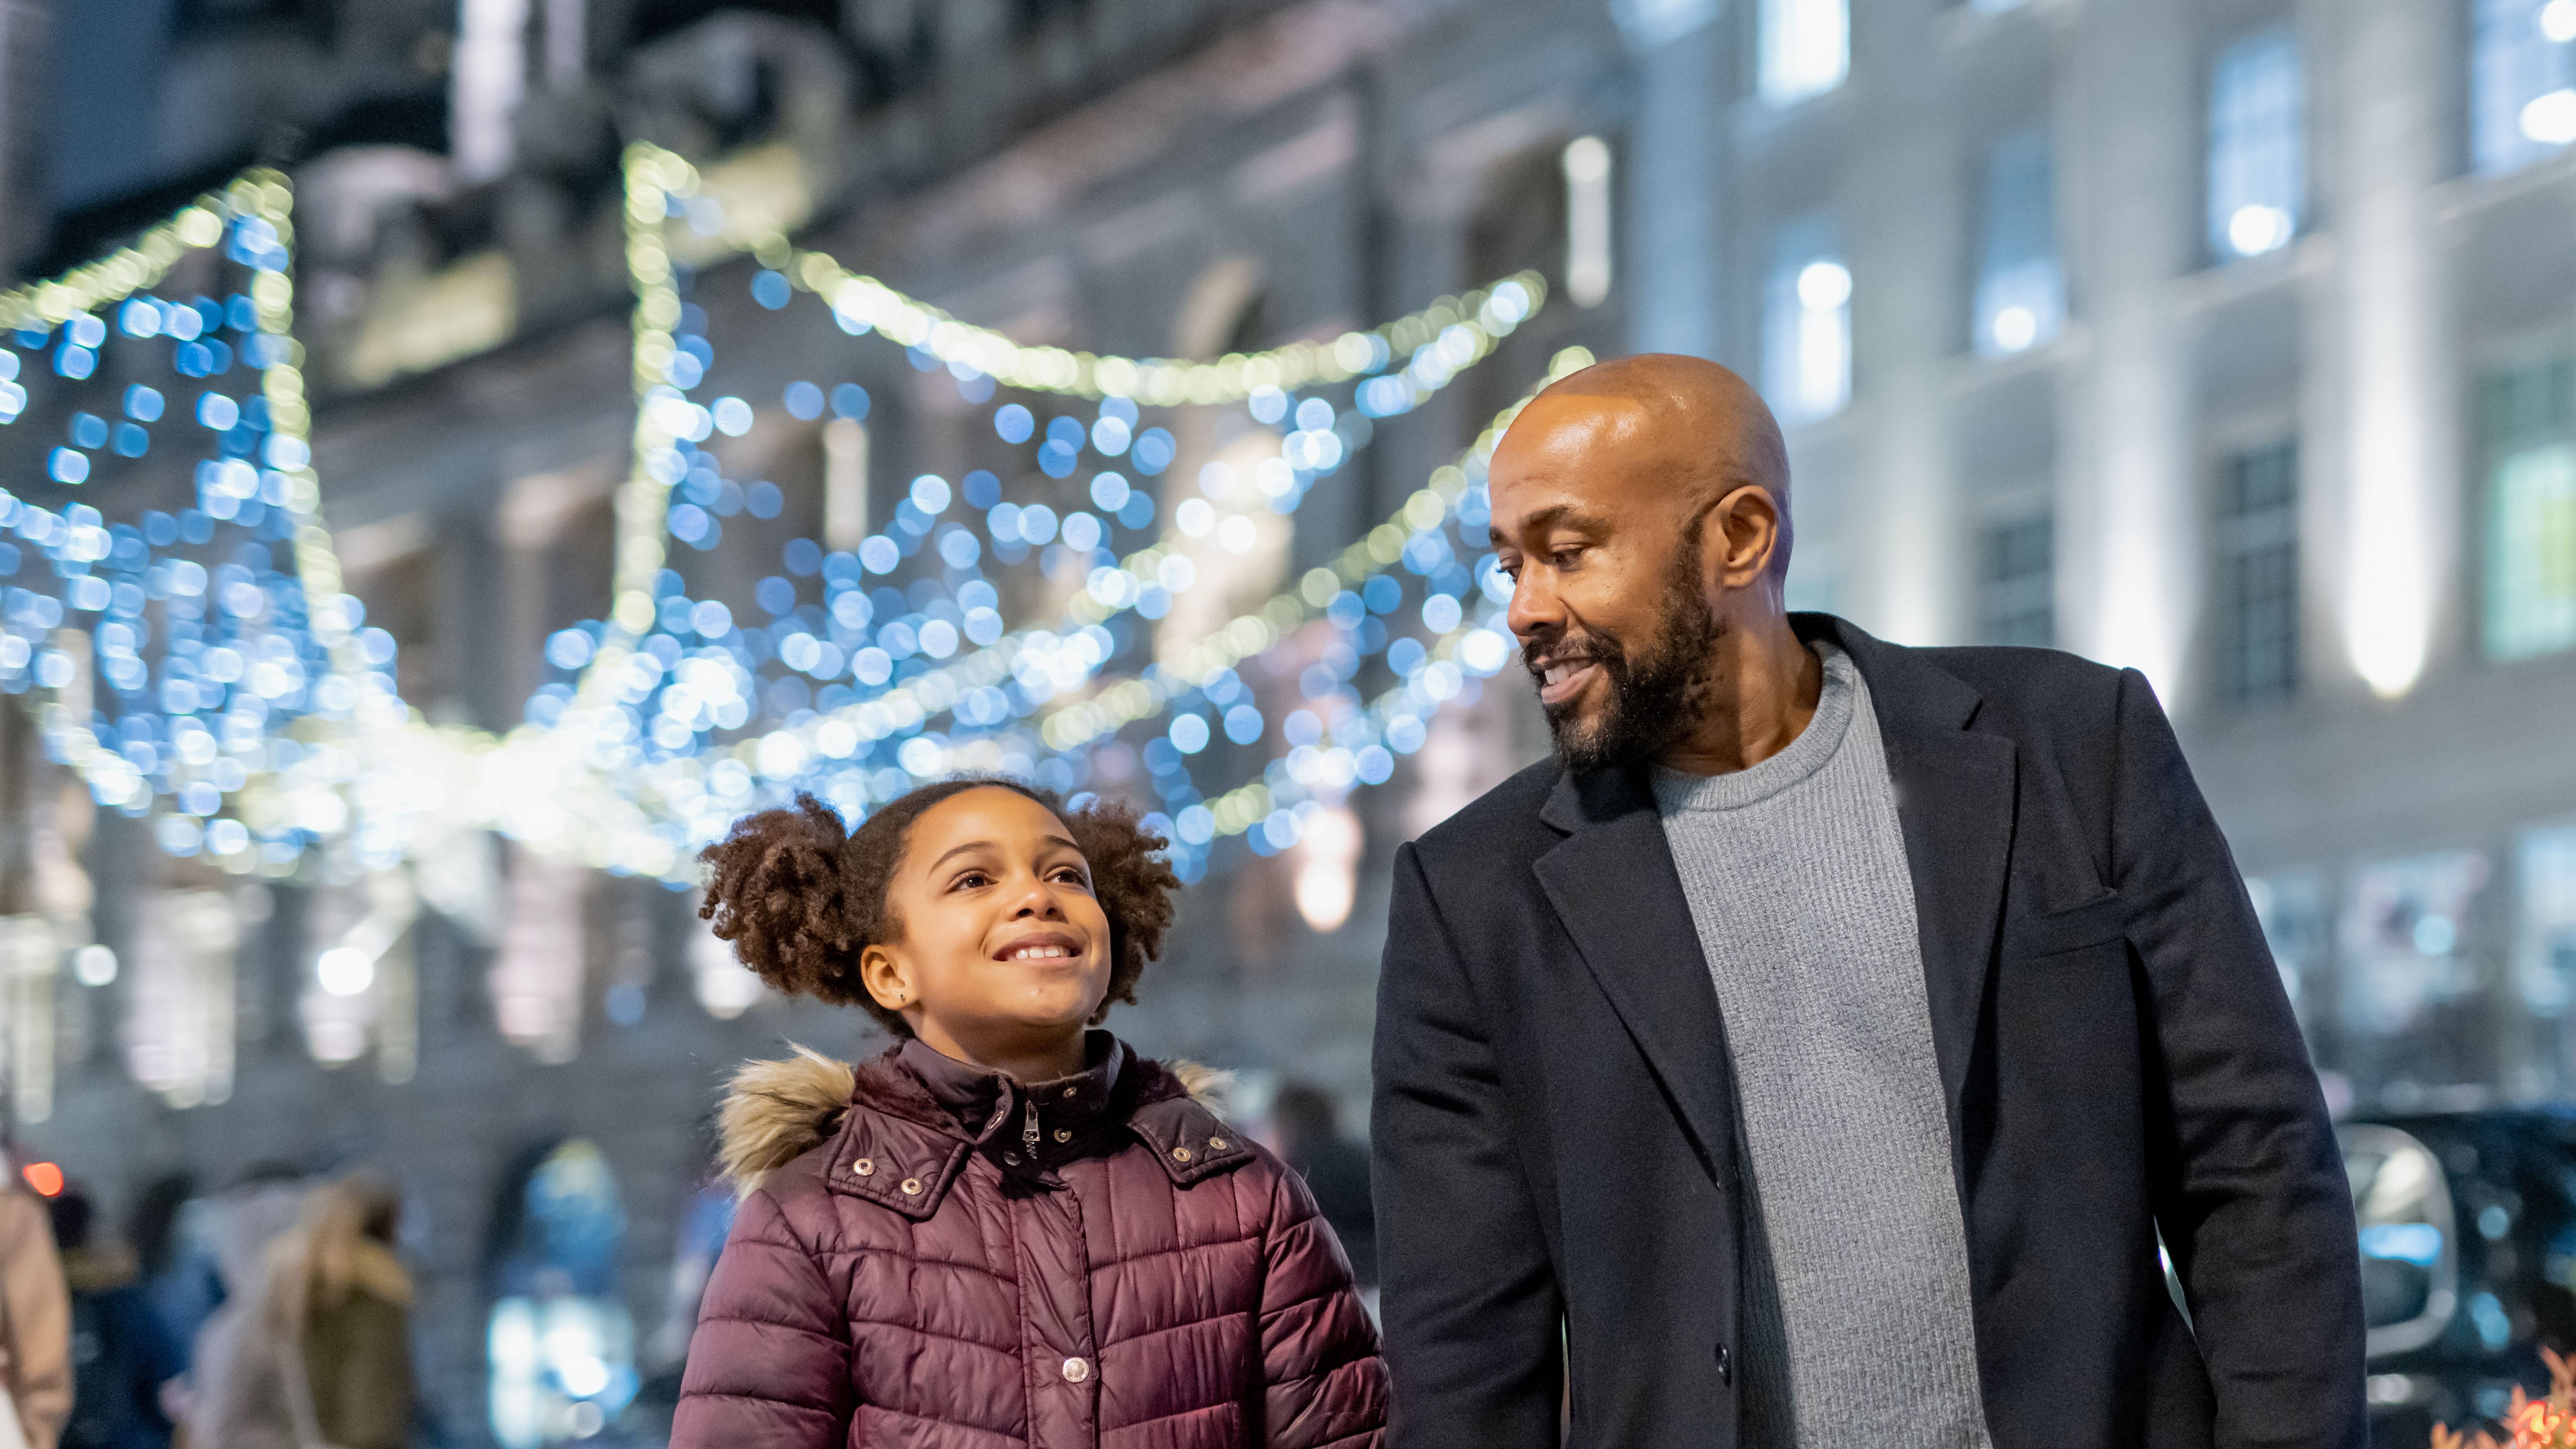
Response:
0,1163,71,1449
189,1177,411,1449
126,1178,219,1373
180,1173,304,1449
49,1186,183,1449
1375,355,2365,1447
1267,1084,1376,1289
673,781,1385,1448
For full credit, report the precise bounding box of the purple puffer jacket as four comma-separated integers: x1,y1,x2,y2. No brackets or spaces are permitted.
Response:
673,1033,1387,1449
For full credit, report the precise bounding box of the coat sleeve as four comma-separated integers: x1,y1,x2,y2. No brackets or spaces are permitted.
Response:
1254,1156,1386,1449
1370,842,1564,1449
2110,668,2366,1448
0,1193,71,1449
670,1186,853,1449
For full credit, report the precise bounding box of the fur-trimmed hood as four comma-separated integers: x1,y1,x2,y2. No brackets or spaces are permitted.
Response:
717,1038,1230,1198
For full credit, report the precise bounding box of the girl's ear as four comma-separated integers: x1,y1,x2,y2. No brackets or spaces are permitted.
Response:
858,942,913,1013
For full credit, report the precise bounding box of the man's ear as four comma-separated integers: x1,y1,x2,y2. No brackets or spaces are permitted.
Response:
1709,485,1784,590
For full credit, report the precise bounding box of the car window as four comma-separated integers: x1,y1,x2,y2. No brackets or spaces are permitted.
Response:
2341,1123,2460,1357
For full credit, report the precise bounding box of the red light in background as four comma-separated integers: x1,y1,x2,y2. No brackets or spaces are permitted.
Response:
20,1162,61,1197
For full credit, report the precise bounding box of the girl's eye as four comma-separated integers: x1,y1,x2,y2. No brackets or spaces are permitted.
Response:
1050,867,1090,888
953,871,991,890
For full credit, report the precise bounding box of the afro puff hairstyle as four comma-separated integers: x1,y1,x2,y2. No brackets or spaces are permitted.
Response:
697,778,1180,1037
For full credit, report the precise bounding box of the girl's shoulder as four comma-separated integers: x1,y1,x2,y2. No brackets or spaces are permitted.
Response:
715,1044,862,1202
1116,1056,1282,1197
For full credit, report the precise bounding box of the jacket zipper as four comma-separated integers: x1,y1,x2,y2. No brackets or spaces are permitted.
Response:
1023,1094,1042,1161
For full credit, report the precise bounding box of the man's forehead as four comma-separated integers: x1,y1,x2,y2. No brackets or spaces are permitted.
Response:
1499,393,1656,458
1490,393,1682,512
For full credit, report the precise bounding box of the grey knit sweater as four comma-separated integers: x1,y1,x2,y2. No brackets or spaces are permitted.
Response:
1651,642,1993,1448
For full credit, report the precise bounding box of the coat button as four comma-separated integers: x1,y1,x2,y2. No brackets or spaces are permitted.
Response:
1714,1343,1731,1384
1209,1137,1229,1151
1061,1356,1091,1383
1171,1146,1193,1163
1003,1153,1021,1166
1062,1086,1078,1099
851,1159,874,1176
900,1178,923,1196
1055,1129,1072,1143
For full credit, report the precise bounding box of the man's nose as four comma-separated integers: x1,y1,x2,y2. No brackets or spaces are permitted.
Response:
1508,572,1560,643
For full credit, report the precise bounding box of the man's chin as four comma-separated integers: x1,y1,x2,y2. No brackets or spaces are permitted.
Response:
1544,708,1625,774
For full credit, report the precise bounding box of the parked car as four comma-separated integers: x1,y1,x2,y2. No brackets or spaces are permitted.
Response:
2338,1111,2576,1445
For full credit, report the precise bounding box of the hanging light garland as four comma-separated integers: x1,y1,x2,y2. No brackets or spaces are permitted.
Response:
1,151,1575,888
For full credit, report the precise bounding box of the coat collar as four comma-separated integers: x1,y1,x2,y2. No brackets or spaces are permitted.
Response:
1533,612,2017,1156
824,1037,1252,1220
898,1029,1127,1146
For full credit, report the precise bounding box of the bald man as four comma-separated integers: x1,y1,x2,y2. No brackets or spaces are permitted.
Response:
1370,356,2362,1449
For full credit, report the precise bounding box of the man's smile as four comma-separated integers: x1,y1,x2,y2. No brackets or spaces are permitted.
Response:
1536,658,1600,707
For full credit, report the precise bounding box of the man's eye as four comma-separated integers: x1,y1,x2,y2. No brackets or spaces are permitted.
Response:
1551,547,1583,568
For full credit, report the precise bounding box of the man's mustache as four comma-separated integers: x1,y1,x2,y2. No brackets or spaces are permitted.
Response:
1521,630,1623,679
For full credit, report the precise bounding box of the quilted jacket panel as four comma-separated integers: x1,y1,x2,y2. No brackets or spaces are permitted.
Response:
673,1038,1387,1449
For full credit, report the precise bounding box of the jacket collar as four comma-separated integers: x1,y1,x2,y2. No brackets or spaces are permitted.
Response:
1533,612,2017,1168
898,1030,1127,1146
824,1035,1252,1221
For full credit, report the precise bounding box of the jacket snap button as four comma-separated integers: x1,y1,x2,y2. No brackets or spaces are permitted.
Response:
1209,1137,1229,1151
1061,1356,1091,1384
900,1178,923,1196
1171,1147,1193,1163
1062,1086,1078,1099
851,1159,874,1176
1715,1342,1731,1384
1055,1129,1072,1143
1003,1153,1021,1166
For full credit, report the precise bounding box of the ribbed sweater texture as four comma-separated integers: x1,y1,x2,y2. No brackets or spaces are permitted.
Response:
1650,642,1993,1448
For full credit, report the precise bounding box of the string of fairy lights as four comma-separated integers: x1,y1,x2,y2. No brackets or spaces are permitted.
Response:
0,148,1572,890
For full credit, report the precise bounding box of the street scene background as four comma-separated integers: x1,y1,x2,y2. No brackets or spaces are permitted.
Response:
0,0,2571,1442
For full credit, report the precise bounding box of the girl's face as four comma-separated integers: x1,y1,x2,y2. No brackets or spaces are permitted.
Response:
859,787,1115,1072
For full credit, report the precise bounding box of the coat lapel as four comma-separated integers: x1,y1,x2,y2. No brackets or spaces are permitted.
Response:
1799,615,2019,1121
1534,765,1739,1174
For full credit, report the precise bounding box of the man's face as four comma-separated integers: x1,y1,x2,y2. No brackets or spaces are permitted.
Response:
1487,397,1722,772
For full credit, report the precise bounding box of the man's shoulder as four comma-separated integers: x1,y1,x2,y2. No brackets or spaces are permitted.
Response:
1907,642,2130,715
1408,755,1563,869
1886,640,2138,772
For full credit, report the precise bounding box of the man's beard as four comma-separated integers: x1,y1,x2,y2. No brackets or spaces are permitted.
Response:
1528,544,1723,774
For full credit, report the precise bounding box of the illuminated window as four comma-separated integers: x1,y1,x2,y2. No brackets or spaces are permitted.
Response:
2216,441,2300,703
2247,871,2328,1027
2340,851,2491,1105
1758,0,1848,107
2516,823,2576,1021
1973,129,2062,358
1763,217,1850,423
2473,0,2576,175
2480,358,2576,659
2208,29,2304,261
1977,514,2053,647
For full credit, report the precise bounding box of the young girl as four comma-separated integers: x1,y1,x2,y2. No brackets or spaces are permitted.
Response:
671,779,1386,1449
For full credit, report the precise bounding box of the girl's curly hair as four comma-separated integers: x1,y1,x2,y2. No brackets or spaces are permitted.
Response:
697,778,1179,1037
